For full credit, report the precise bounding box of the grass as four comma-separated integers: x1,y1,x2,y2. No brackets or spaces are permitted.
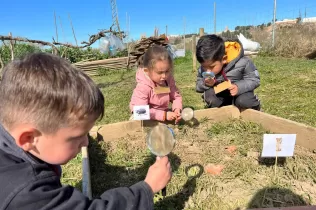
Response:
91,54,316,127
61,54,316,209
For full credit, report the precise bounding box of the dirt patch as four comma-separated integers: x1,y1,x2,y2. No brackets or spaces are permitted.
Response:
89,119,316,209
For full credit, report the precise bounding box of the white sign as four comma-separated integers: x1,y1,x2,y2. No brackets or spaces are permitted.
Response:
261,134,296,157
133,105,150,120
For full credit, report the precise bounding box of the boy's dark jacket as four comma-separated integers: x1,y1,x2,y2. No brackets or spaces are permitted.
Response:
196,38,260,95
0,124,154,210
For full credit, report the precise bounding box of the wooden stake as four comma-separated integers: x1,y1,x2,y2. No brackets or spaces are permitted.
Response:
8,32,14,61
0,43,4,73
199,28,205,37
54,11,59,42
68,13,78,47
274,150,278,179
274,137,282,181
59,16,67,43
141,120,145,142
192,35,197,72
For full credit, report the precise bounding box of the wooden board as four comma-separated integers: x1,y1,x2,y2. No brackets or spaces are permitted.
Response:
93,106,240,141
241,109,316,150
97,120,142,141
93,106,316,150
194,105,240,120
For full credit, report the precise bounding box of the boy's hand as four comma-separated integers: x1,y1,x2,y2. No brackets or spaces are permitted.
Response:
144,156,172,193
204,77,216,87
166,111,177,121
228,84,238,96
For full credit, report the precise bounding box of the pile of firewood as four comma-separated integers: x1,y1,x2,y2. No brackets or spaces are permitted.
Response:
73,35,169,76
129,36,168,67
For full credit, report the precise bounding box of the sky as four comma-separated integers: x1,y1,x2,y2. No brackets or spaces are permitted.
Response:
1,0,316,47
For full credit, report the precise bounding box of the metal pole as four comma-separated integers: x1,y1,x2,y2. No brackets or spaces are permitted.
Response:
272,0,277,47
129,16,130,40
166,25,168,37
214,2,216,34
126,12,128,41
183,17,186,53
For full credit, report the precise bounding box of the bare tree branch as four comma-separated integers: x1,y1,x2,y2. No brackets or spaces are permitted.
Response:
0,35,59,54
0,27,125,54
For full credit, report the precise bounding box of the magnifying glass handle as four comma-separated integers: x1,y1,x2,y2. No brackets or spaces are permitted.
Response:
162,186,166,196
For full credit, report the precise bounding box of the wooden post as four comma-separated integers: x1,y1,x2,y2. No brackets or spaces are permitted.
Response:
199,28,205,37
0,46,4,74
8,32,14,61
192,35,197,72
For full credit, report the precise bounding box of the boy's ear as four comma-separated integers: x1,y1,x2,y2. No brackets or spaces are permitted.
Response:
15,127,40,151
222,55,228,64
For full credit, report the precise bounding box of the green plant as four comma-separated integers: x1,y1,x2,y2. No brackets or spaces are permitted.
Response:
0,43,128,65
0,43,42,65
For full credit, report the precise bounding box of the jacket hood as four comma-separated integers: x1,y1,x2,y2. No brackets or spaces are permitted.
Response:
223,38,245,72
136,68,155,88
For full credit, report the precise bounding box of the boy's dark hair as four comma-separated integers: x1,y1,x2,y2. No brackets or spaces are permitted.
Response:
0,52,104,133
196,34,225,63
143,45,173,70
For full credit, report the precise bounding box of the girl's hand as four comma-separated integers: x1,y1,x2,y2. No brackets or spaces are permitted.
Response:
166,111,177,121
174,108,181,117
173,109,182,124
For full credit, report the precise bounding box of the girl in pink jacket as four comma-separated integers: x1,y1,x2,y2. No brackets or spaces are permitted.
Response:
130,45,183,123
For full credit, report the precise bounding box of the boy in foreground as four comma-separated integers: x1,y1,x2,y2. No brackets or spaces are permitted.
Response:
0,53,171,210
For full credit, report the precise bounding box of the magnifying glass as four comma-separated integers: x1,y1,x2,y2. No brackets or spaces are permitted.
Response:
181,107,194,122
202,71,215,79
147,124,176,196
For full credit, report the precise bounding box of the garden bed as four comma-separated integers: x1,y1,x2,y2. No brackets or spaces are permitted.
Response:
88,115,316,209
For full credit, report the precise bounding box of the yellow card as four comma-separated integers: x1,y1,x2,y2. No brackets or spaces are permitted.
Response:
154,86,171,94
214,80,231,94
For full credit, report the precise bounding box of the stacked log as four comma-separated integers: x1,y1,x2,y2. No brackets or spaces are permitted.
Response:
129,35,168,66
73,56,137,76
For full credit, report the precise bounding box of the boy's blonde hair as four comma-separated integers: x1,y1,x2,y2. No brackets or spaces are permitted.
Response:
0,53,104,133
